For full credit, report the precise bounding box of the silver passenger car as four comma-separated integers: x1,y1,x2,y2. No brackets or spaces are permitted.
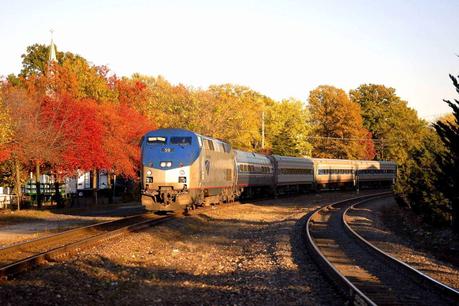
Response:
235,150,273,188
271,155,314,193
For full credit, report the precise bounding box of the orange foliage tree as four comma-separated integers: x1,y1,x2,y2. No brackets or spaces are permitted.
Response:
308,85,375,160
1,50,154,207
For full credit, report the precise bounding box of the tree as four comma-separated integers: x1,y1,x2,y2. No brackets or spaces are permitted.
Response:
401,128,449,224
433,74,459,232
0,87,13,160
0,41,158,210
1,77,75,207
308,85,374,159
350,84,426,162
265,98,312,156
203,84,266,150
19,43,64,78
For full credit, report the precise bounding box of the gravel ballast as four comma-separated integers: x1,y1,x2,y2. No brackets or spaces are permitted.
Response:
0,192,375,305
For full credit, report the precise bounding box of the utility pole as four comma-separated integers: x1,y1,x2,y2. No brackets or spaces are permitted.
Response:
261,110,265,149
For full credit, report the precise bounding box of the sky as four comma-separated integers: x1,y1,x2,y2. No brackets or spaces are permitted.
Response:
1,0,459,120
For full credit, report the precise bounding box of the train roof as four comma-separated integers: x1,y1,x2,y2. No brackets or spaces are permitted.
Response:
144,128,231,145
272,155,314,164
311,158,396,166
234,150,271,164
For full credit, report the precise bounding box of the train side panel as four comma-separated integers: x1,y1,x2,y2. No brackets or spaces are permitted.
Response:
312,158,355,189
235,150,274,197
272,155,314,194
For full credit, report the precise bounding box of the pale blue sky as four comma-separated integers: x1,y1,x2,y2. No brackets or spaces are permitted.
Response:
1,0,458,119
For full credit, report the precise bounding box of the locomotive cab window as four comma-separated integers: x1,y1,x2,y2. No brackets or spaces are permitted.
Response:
171,137,192,145
204,139,215,151
147,136,167,144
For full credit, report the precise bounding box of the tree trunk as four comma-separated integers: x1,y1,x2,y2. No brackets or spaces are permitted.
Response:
14,159,22,211
107,172,113,204
35,161,42,209
452,199,459,233
92,169,98,206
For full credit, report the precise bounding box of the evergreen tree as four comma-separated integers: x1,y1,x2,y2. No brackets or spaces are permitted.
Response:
433,74,459,232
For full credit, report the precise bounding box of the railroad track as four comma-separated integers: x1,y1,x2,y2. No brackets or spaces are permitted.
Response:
305,193,459,306
0,212,176,279
0,200,244,279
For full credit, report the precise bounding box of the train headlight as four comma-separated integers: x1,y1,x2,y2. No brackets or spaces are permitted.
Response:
146,177,153,183
146,170,152,176
160,161,172,168
178,176,187,183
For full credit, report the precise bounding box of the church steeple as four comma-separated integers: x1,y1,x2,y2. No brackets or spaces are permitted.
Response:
49,29,57,63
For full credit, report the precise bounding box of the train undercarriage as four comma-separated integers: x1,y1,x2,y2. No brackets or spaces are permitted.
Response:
141,187,241,212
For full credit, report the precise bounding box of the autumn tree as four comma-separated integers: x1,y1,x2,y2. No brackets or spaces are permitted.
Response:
200,84,266,150
133,75,269,151
0,76,78,207
1,42,153,208
434,74,459,232
308,85,374,159
0,87,12,157
265,98,312,156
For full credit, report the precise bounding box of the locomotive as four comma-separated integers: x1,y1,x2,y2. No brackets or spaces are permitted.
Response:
140,128,396,211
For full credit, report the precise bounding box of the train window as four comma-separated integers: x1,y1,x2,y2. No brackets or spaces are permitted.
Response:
147,136,167,144
204,139,214,151
223,143,231,153
171,137,192,145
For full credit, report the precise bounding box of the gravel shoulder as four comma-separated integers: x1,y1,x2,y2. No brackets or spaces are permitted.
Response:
0,191,374,305
346,197,459,290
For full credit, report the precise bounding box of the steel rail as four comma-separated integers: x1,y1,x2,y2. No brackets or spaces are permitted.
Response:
0,213,147,255
0,213,174,279
305,193,389,306
305,192,458,305
344,201,459,303
0,199,242,279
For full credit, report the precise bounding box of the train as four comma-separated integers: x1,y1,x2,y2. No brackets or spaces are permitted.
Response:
140,128,396,211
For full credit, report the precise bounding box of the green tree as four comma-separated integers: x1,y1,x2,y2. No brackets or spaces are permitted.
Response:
401,128,449,224
350,84,426,162
308,85,374,159
350,84,434,206
265,98,312,156
19,43,64,77
434,74,459,232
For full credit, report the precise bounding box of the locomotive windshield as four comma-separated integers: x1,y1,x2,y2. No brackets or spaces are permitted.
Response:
147,136,167,144
171,136,192,145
